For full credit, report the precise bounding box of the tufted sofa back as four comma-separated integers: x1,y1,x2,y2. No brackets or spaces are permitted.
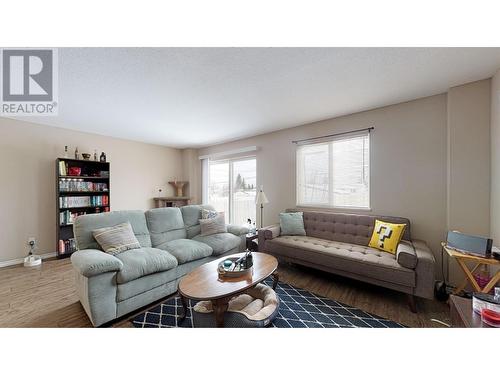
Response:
286,209,411,246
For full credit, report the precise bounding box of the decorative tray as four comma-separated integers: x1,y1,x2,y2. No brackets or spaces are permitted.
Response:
217,257,253,278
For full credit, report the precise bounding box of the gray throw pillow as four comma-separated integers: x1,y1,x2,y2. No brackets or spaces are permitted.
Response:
280,212,306,236
199,213,227,236
92,222,141,255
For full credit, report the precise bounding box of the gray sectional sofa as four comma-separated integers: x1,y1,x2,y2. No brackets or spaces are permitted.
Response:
70,205,248,326
259,210,436,311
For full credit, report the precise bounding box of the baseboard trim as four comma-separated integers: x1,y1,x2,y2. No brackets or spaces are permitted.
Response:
0,252,57,268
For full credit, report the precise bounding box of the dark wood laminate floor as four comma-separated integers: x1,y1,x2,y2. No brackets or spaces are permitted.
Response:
0,257,450,328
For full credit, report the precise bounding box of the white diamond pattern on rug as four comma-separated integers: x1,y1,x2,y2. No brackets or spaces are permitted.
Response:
131,279,405,328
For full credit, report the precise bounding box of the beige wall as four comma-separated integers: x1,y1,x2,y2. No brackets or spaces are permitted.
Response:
446,79,492,283
198,81,494,284
198,94,449,266
0,118,183,262
491,70,500,244
181,149,201,204
447,79,491,237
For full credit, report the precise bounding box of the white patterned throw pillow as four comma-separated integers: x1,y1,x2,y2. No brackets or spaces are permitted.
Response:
201,208,219,220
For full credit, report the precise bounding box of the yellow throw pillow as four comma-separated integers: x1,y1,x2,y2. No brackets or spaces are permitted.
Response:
368,220,407,254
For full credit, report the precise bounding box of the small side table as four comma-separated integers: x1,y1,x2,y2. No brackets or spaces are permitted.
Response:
246,232,259,252
442,243,500,294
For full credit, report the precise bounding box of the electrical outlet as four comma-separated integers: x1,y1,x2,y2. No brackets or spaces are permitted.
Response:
28,237,36,248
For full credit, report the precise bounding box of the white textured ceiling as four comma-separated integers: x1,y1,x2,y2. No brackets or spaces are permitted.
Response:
26,48,500,148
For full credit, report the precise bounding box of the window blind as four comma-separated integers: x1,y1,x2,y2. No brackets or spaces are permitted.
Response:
296,130,370,209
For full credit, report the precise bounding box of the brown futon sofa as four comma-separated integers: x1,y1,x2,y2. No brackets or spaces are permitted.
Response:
258,210,435,312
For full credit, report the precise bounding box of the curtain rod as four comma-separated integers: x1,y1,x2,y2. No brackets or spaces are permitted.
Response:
198,146,258,160
292,126,374,144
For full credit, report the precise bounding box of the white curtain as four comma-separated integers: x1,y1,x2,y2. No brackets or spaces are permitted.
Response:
201,157,209,204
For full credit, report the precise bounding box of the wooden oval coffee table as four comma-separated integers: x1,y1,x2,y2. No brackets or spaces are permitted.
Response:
178,252,279,327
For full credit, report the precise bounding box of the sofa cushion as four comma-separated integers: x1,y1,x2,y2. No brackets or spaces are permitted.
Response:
396,240,418,269
181,205,203,238
192,232,241,255
117,267,178,301
266,236,415,287
115,247,178,284
162,239,213,264
116,257,214,303
145,207,187,248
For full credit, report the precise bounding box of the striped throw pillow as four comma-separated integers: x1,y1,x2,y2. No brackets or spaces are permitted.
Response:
92,222,141,255
199,213,227,236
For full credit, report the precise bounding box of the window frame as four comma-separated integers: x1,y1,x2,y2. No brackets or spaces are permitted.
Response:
206,155,257,224
295,132,371,210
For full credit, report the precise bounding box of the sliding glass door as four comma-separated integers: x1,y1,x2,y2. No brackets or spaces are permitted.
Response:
232,158,257,225
207,161,230,219
207,157,256,225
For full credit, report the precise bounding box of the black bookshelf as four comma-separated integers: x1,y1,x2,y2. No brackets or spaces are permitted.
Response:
56,158,110,258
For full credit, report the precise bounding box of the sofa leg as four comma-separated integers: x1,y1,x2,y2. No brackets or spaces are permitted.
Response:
407,294,417,313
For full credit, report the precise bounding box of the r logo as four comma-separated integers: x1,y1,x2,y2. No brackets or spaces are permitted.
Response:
376,224,393,249
2,49,53,101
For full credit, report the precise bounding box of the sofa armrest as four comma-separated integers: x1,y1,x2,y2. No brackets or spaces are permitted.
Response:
262,224,281,239
71,249,123,277
227,224,249,236
412,239,436,299
396,240,417,269
225,225,249,252
258,224,281,252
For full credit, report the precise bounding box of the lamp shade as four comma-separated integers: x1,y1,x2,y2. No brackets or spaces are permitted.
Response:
255,186,269,205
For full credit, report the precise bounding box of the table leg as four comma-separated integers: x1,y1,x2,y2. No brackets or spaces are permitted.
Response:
456,259,481,292
454,262,481,294
482,271,500,293
178,294,188,321
272,271,279,290
213,298,229,328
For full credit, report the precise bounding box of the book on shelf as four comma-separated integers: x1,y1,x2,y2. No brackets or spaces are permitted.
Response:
60,210,86,225
59,179,108,192
58,160,67,176
59,195,109,208
59,238,76,254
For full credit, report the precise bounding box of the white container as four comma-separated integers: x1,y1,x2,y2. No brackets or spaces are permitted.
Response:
472,293,500,315
23,255,42,267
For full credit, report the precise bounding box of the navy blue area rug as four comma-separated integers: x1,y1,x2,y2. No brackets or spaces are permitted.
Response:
131,279,405,328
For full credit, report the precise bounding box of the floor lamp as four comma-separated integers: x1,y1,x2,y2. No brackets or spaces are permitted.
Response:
255,186,269,229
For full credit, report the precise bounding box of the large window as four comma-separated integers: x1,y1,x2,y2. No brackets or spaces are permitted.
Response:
206,157,257,225
296,131,370,209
